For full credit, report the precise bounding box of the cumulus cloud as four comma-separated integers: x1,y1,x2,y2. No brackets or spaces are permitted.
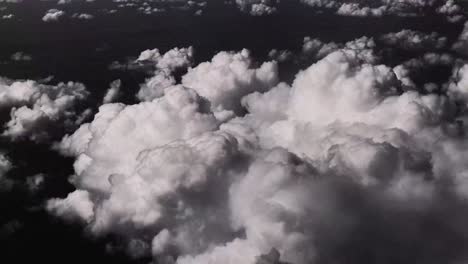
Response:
438,0,465,22
453,21,468,55
47,190,95,223
181,49,278,113
448,63,468,102
46,36,468,264
42,9,65,22
0,78,89,142
380,30,447,50
236,0,278,16
271,36,378,66
137,47,194,101
72,13,94,20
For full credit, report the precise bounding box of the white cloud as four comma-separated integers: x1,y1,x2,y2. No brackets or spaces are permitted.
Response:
0,78,89,142
102,79,121,104
47,190,95,223
137,47,194,101
302,0,462,18
181,49,278,113
72,13,94,20
380,30,447,50
1,14,14,20
46,40,468,264
235,0,278,15
42,9,65,22
453,21,468,55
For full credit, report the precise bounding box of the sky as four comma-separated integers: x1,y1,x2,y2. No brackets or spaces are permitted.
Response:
1,1,468,264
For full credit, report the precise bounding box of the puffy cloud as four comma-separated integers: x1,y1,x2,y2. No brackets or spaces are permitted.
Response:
235,0,278,15
46,40,468,264
137,47,194,101
380,30,447,50
302,0,462,18
42,9,65,22
139,48,278,114
437,0,464,22
72,13,94,20
448,64,468,102
181,49,278,113
0,78,89,142
136,46,194,71
47,190,95,223
393,52,454,88
57,85,219,191
453,21,468,55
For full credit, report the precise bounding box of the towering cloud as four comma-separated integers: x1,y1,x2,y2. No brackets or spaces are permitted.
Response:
47,37,468,264
181,49,278,113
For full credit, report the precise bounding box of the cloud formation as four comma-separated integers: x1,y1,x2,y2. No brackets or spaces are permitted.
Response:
0,78,89,142
302,0,464,18
46,34,468,264
42,9,65,22
137,47,194,101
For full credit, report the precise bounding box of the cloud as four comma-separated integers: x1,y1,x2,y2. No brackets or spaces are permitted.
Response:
42,9,65,22
380,30,447,50
181,49,278,113
58,0,96,4
437,0,464,22
0,78,89,142
301,0,464,18
235,0,278,16
269,36,378,66
102,80,122,104
448,64,468,102
137,47,194,101
0,152,11,180
47,190,95,223
0,152,12,191
1,14,14,20
45,37,468,264
72,13,94,20
453,21,468,55
26,173,45,192
10,52,32,62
